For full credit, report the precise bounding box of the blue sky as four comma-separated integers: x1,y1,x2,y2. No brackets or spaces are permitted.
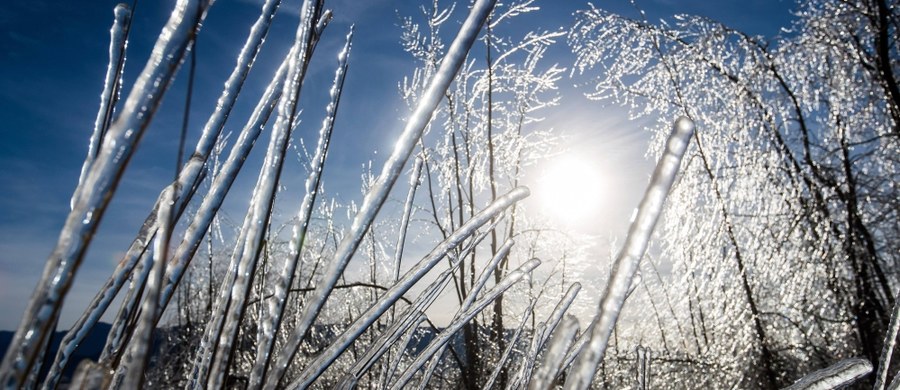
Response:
0,0,794,330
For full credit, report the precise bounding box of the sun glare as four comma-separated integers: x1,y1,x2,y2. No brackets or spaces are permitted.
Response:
536,155,603,225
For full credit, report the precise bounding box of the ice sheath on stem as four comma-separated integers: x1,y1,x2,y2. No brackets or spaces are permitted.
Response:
0,1,210,387
389,258,542,390
783,358,872,390
290,188,529,388
265,0,499,386
43,0,282,385
529,315,580,390
74,3,132,210
564,117,694,390
248,25,353,389
190,1,323,388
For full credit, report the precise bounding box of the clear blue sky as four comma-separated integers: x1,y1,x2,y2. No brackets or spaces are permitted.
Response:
0,0,794,330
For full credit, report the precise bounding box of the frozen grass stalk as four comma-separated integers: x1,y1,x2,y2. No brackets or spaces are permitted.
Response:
528,315,580,390
783,358,872,389
0,1,210,387
75,3,132,208
44,1,282,385
389,258,542,390
564,117,694,390
290,188,528,388
265,0,499,385
249,25,353,388
192,1,323,388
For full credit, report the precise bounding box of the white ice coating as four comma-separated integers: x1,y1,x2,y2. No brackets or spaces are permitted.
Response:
289,188,528,388
783,358,872,390
635,345,650,390
267,0,499,386
158,53,290,316
564,117,694,390
119,186,176,389
43,1,281,384
339,227,494,386
511,282,582,388
75,3,131,209
0,1,210,387
875,294,900,390
393,157,424,282
196,1,322,388
383,314,427,389
99,248,153,365
389,258,541,390
417,239,515,386
528,315,579,390
248,26,352,389
483,298,536,390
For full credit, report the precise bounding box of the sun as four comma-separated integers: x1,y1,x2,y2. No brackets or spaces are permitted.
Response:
535,155,603,225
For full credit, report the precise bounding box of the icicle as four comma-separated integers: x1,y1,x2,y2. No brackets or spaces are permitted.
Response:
388,259,541,390
289,188,528,388
266,1,499,384
784,358,872,390
528,315,580,390
74,3,132,209
248,26,352,389
564,117,694,390
0,0,210,386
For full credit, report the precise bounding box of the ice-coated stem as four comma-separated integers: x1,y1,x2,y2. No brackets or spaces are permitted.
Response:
635,345,651,390
339,226,497,388
118,186,176,389
98,249,152,366
195,1,323,388
45,1,284,382
784,358,872,390
528,315,580,390
393,157,424,283
484,298,536,390
289,188,528,388
389,258,542,390
875,289,900,390
512,282,582,388
0,1,210,386
75,3,132,209
266,0,499,385
248,26,352,389
418,239,515,387
564,117,694,390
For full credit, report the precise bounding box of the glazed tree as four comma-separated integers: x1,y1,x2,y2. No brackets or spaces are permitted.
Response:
569,0,899,386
